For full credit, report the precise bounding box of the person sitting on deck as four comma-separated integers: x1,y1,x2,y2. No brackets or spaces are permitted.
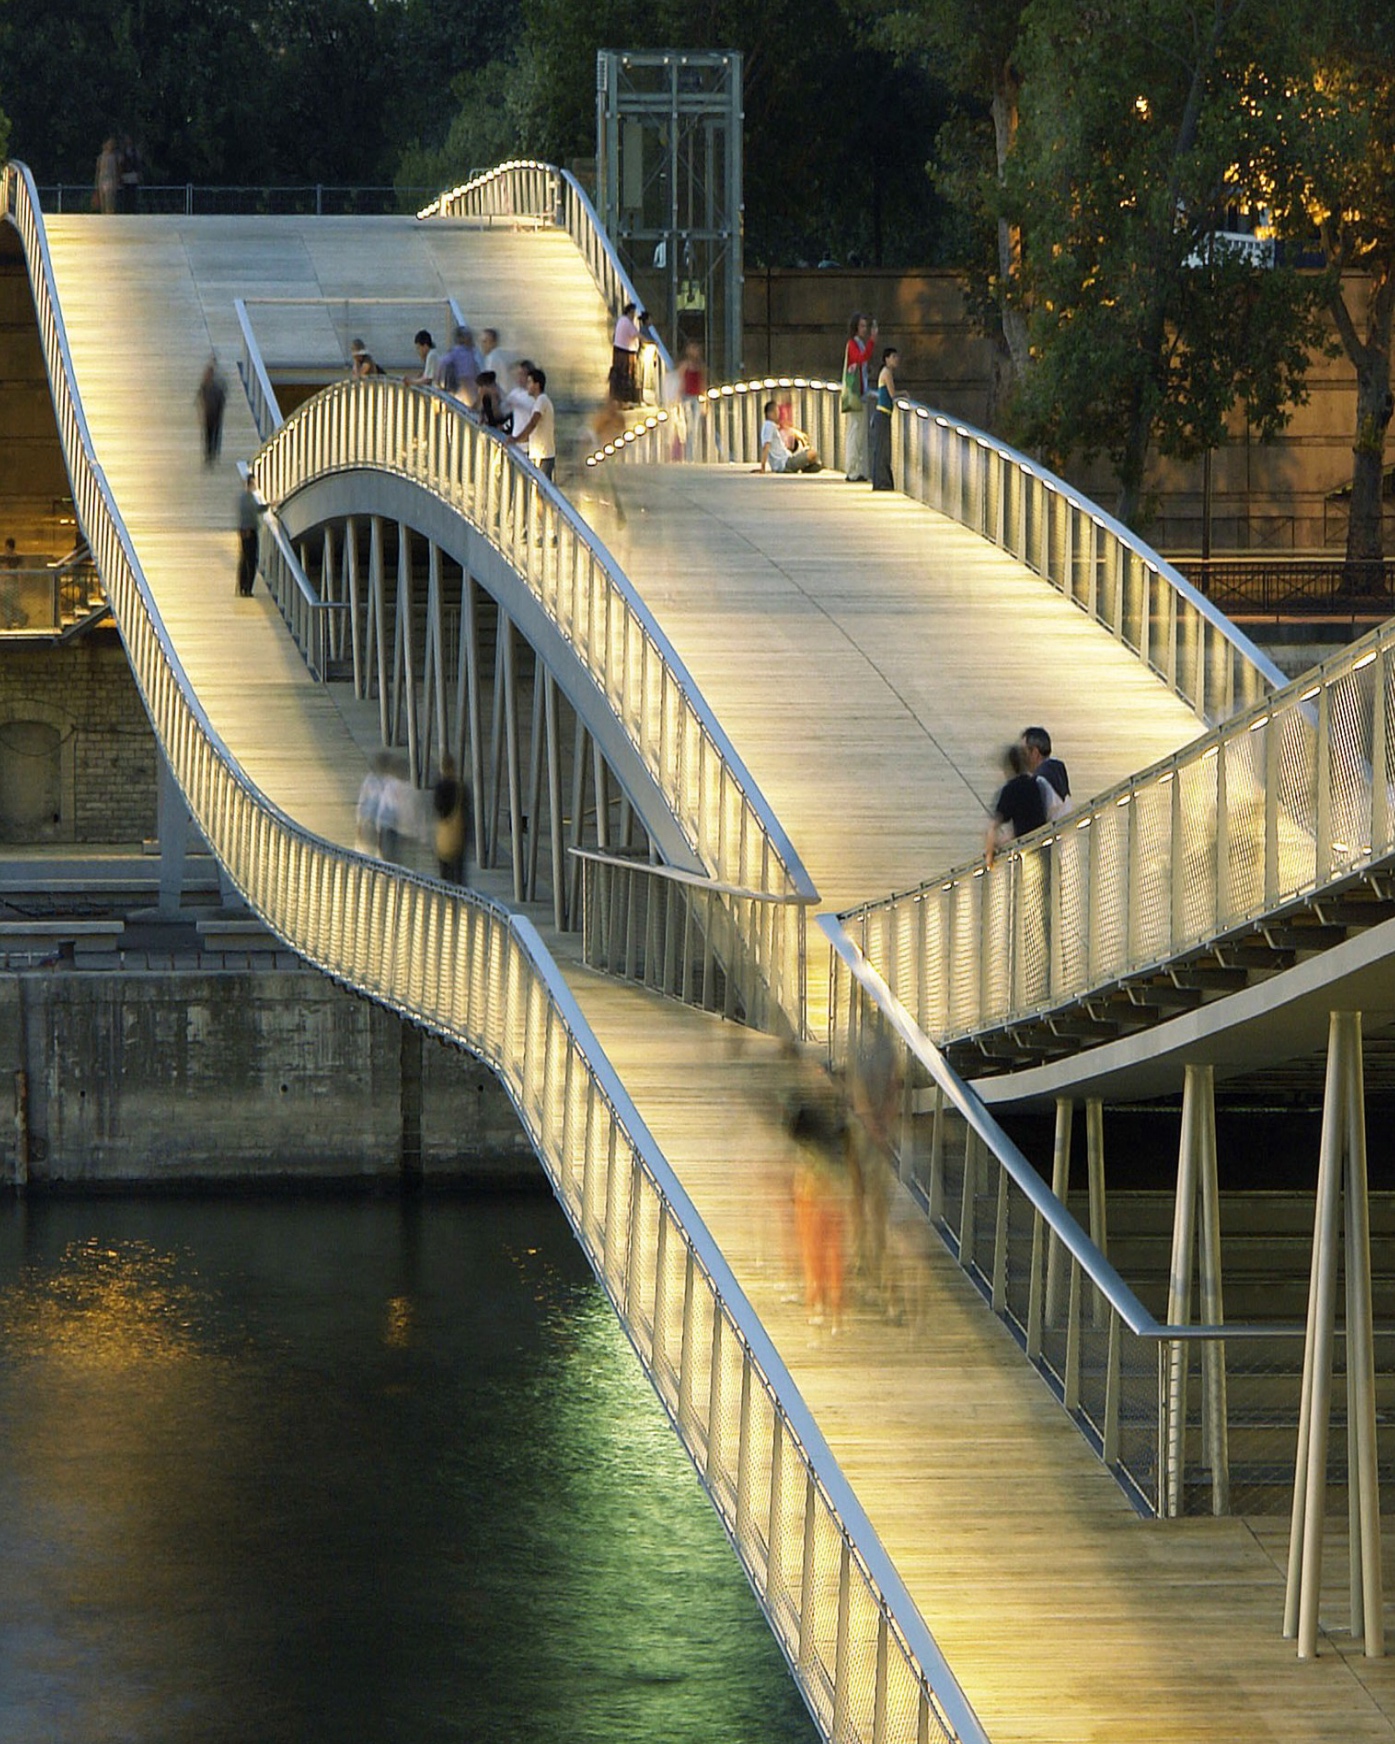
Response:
757,401,818,474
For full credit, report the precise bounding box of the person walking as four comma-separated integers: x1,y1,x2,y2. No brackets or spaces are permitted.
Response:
1021,725,1072,819
610,302,641,405
507,366,556,482
94,138,121,214
842,313,877,482
986,742,1047,868
196,357,227,466
870,346,899,492
236,485,259,596
432,755,468,884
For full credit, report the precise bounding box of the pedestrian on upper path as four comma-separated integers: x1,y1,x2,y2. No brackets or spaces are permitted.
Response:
986,742,1047,868
1021,725,1072,819
507,366,556,482
610,302,642,405
842,313,877,483
870,346,898,492
196,357,227,466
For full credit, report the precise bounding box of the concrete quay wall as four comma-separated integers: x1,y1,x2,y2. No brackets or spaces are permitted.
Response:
0,967,539,1189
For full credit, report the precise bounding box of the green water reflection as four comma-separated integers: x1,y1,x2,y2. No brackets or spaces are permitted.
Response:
0,1193,818,1744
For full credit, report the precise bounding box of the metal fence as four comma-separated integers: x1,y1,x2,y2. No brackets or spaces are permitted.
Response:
1174,556,1395,615
248,379,815,919
418,159,674,395
36,183,438,217
0,563,103,633
598,376,1281,732
4,153,989,1744
841,612,1395,1050
575,848,812,1037
823,918,1325,1521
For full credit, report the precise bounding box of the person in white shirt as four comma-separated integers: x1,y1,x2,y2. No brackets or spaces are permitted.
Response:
757,399,817,473
506,367,557,480
403,329,439,388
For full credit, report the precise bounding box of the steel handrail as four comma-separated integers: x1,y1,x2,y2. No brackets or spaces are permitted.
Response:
5,154,986,1744
570,844,817,907
250,378,815,910
822,918,1301,1344
235,296,283,439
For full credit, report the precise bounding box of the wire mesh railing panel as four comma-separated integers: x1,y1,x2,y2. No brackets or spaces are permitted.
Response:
1127,777,1173,968
1175,751,1220,947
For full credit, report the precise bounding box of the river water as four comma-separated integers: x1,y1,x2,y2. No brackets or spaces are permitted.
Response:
0,1190,818,1744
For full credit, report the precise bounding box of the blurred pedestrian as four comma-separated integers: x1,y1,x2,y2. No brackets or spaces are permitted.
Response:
842,313,877,482
0,538,25,630
434,325,479,405
870,346,898,491
94,138,120,214
582,394,629,528
780,1043,851,1330
236,485,259,596
475,371,508,429
986,742,1047,868
677,338,706,460
610,302,641,405
196,357,227,466
432,754,468,884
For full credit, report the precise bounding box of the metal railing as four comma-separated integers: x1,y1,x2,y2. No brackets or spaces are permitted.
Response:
840,615,1395,1050
3,154,987,1744
37,183,440,217
598,376,1281,731
575,848,813,1037
823,918,1316,1520
249,379,814,914
0,563,102,632
418,160,674,398
1173,555,1395,614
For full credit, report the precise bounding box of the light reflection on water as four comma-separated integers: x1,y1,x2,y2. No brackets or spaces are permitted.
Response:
0,1193,817,1744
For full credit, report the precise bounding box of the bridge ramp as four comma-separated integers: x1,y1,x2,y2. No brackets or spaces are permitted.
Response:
40,215,612,838
577,466,1204,913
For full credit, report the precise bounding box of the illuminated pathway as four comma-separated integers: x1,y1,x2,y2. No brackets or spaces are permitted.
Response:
16,192,1395,1742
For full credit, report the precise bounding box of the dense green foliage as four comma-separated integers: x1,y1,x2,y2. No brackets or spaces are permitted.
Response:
0,0,514,187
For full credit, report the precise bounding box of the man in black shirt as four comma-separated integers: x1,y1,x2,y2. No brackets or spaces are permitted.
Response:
1022,724,1070,816
986,743,1047,867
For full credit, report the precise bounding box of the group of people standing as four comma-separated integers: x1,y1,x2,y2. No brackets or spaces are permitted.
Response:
842,314,899,492
396,326,557,480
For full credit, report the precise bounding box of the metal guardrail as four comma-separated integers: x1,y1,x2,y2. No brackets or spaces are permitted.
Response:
248,379,815,915
0,563,101,632
37,183,441,217
823,918,1314,1519
418,159,674,398
4,154,987,1744
840,614,1395,1051
574,847,813,1037
1173,556,1395,614
597,376,1282,731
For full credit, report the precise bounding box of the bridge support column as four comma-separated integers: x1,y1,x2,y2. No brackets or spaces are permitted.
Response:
1163,1064,1229,1519
1285,1010,1383,1659
156,751,189,916
1044,1097,1073,1329
1086,1098,1108,1326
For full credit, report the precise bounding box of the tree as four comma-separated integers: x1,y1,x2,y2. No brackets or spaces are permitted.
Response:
856,0,1031,398
1282,0,1395,571
1004,0,1325,528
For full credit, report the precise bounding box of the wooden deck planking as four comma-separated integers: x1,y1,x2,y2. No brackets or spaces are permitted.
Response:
32,213,1392,1742
566,972,1395,1744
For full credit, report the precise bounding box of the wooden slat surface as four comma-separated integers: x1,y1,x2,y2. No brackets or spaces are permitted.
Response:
36,213,1395,1742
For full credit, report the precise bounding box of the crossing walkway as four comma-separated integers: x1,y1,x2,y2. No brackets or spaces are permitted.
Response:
11,170,1395,1741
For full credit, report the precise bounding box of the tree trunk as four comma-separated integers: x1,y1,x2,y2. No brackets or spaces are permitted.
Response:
1327,268,1394,578
991,63,1029,386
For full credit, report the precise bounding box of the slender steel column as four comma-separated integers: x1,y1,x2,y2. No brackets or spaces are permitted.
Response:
1086,1098,1108,1327
1045,1098,1073,1328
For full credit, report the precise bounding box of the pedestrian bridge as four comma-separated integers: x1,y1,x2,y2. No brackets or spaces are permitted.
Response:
7,156,1395,1743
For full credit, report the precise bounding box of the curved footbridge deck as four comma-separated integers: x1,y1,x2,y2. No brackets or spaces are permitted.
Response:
20,186,1395,1741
